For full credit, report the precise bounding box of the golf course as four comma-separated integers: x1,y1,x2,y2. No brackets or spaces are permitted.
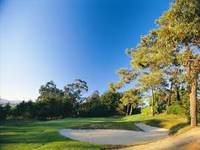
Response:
0,0,200,150
1,114,195,150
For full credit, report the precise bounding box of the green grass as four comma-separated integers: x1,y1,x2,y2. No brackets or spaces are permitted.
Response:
122,113,189,134
0,113,188,150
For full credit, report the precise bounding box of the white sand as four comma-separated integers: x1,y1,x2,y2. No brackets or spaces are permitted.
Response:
59,123,169,145
121,127,200,150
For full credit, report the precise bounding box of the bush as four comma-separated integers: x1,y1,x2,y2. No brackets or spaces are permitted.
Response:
141,106,151,115
0,104,11,120
166,105,183,115
0,109,7,120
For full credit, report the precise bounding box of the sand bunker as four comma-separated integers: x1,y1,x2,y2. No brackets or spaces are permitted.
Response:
59,123,169,145
121,127,200,150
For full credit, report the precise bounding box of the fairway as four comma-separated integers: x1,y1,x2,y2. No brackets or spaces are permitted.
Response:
0,114,188,150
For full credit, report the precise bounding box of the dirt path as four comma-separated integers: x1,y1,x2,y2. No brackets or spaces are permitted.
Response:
59,123,169,145
120,127,200,150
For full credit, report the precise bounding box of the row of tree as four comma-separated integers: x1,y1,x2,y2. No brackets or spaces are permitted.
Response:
1,78,199,120
1,80,139,120
109,0,200,127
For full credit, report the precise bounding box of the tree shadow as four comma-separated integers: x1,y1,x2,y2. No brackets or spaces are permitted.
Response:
0,131,67,144
169,123,189,135
142,119,165,128
137,119,189,135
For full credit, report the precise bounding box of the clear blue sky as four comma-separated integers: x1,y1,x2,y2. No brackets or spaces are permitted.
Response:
0,0,171,100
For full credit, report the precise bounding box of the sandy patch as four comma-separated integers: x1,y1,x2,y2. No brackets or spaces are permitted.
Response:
121,127,200,150
59,123,169,145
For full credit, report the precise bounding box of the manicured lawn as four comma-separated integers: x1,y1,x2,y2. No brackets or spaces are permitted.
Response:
0,114,188,150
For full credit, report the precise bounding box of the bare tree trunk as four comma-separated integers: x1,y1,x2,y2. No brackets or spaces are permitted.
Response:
126,104,130,116
151,88,155,116
167,83,173,114
190,79,197,127
167,94,171,114
129,104,133,116
185,45,198,127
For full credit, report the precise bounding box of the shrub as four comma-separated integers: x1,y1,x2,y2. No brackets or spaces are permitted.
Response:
166,104,183,115
141,106,151,115
0,109,7,120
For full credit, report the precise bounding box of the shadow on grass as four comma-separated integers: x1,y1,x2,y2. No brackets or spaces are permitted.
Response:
142,119,165,128
0,117,134,129
169,123,189,135
0,131,69,144
71,121,143,131
140,119,189,135
0,129,121,150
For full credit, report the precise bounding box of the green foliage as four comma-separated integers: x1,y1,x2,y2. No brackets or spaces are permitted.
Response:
141,106,151,115
156,0,200,126
7,79,90,120
6,80,125,119
166,105,184,115
179,88,190,119
141,105,162,115
0,104,11,120
61,96,74,117
120,89,142,115
100,91,121,115
78,91,122,117
11,101,36,119
110,0,200,126
153,92,166,114
64,79,88,102
116,103,126,115
38,80,63,101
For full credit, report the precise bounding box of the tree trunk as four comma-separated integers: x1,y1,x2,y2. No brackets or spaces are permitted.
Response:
126,104,130,116
167,83,173,114
151,89,155,116
167,93,171,113
190,80,197,127
185,45,198,127
129,104,133,116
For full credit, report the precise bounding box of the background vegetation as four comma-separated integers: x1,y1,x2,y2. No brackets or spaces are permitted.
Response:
1,79,199,121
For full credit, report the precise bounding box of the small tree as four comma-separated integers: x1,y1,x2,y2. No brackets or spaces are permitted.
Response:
37,81,63,119
100,91,121,115
120,89,142,116
137,71,166,116
64,79,88,116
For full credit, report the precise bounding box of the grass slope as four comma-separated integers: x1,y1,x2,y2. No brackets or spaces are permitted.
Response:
0,114,188,150
123,113,189,134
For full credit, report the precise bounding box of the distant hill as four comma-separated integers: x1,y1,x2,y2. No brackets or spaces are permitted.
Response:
0,98,22,106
